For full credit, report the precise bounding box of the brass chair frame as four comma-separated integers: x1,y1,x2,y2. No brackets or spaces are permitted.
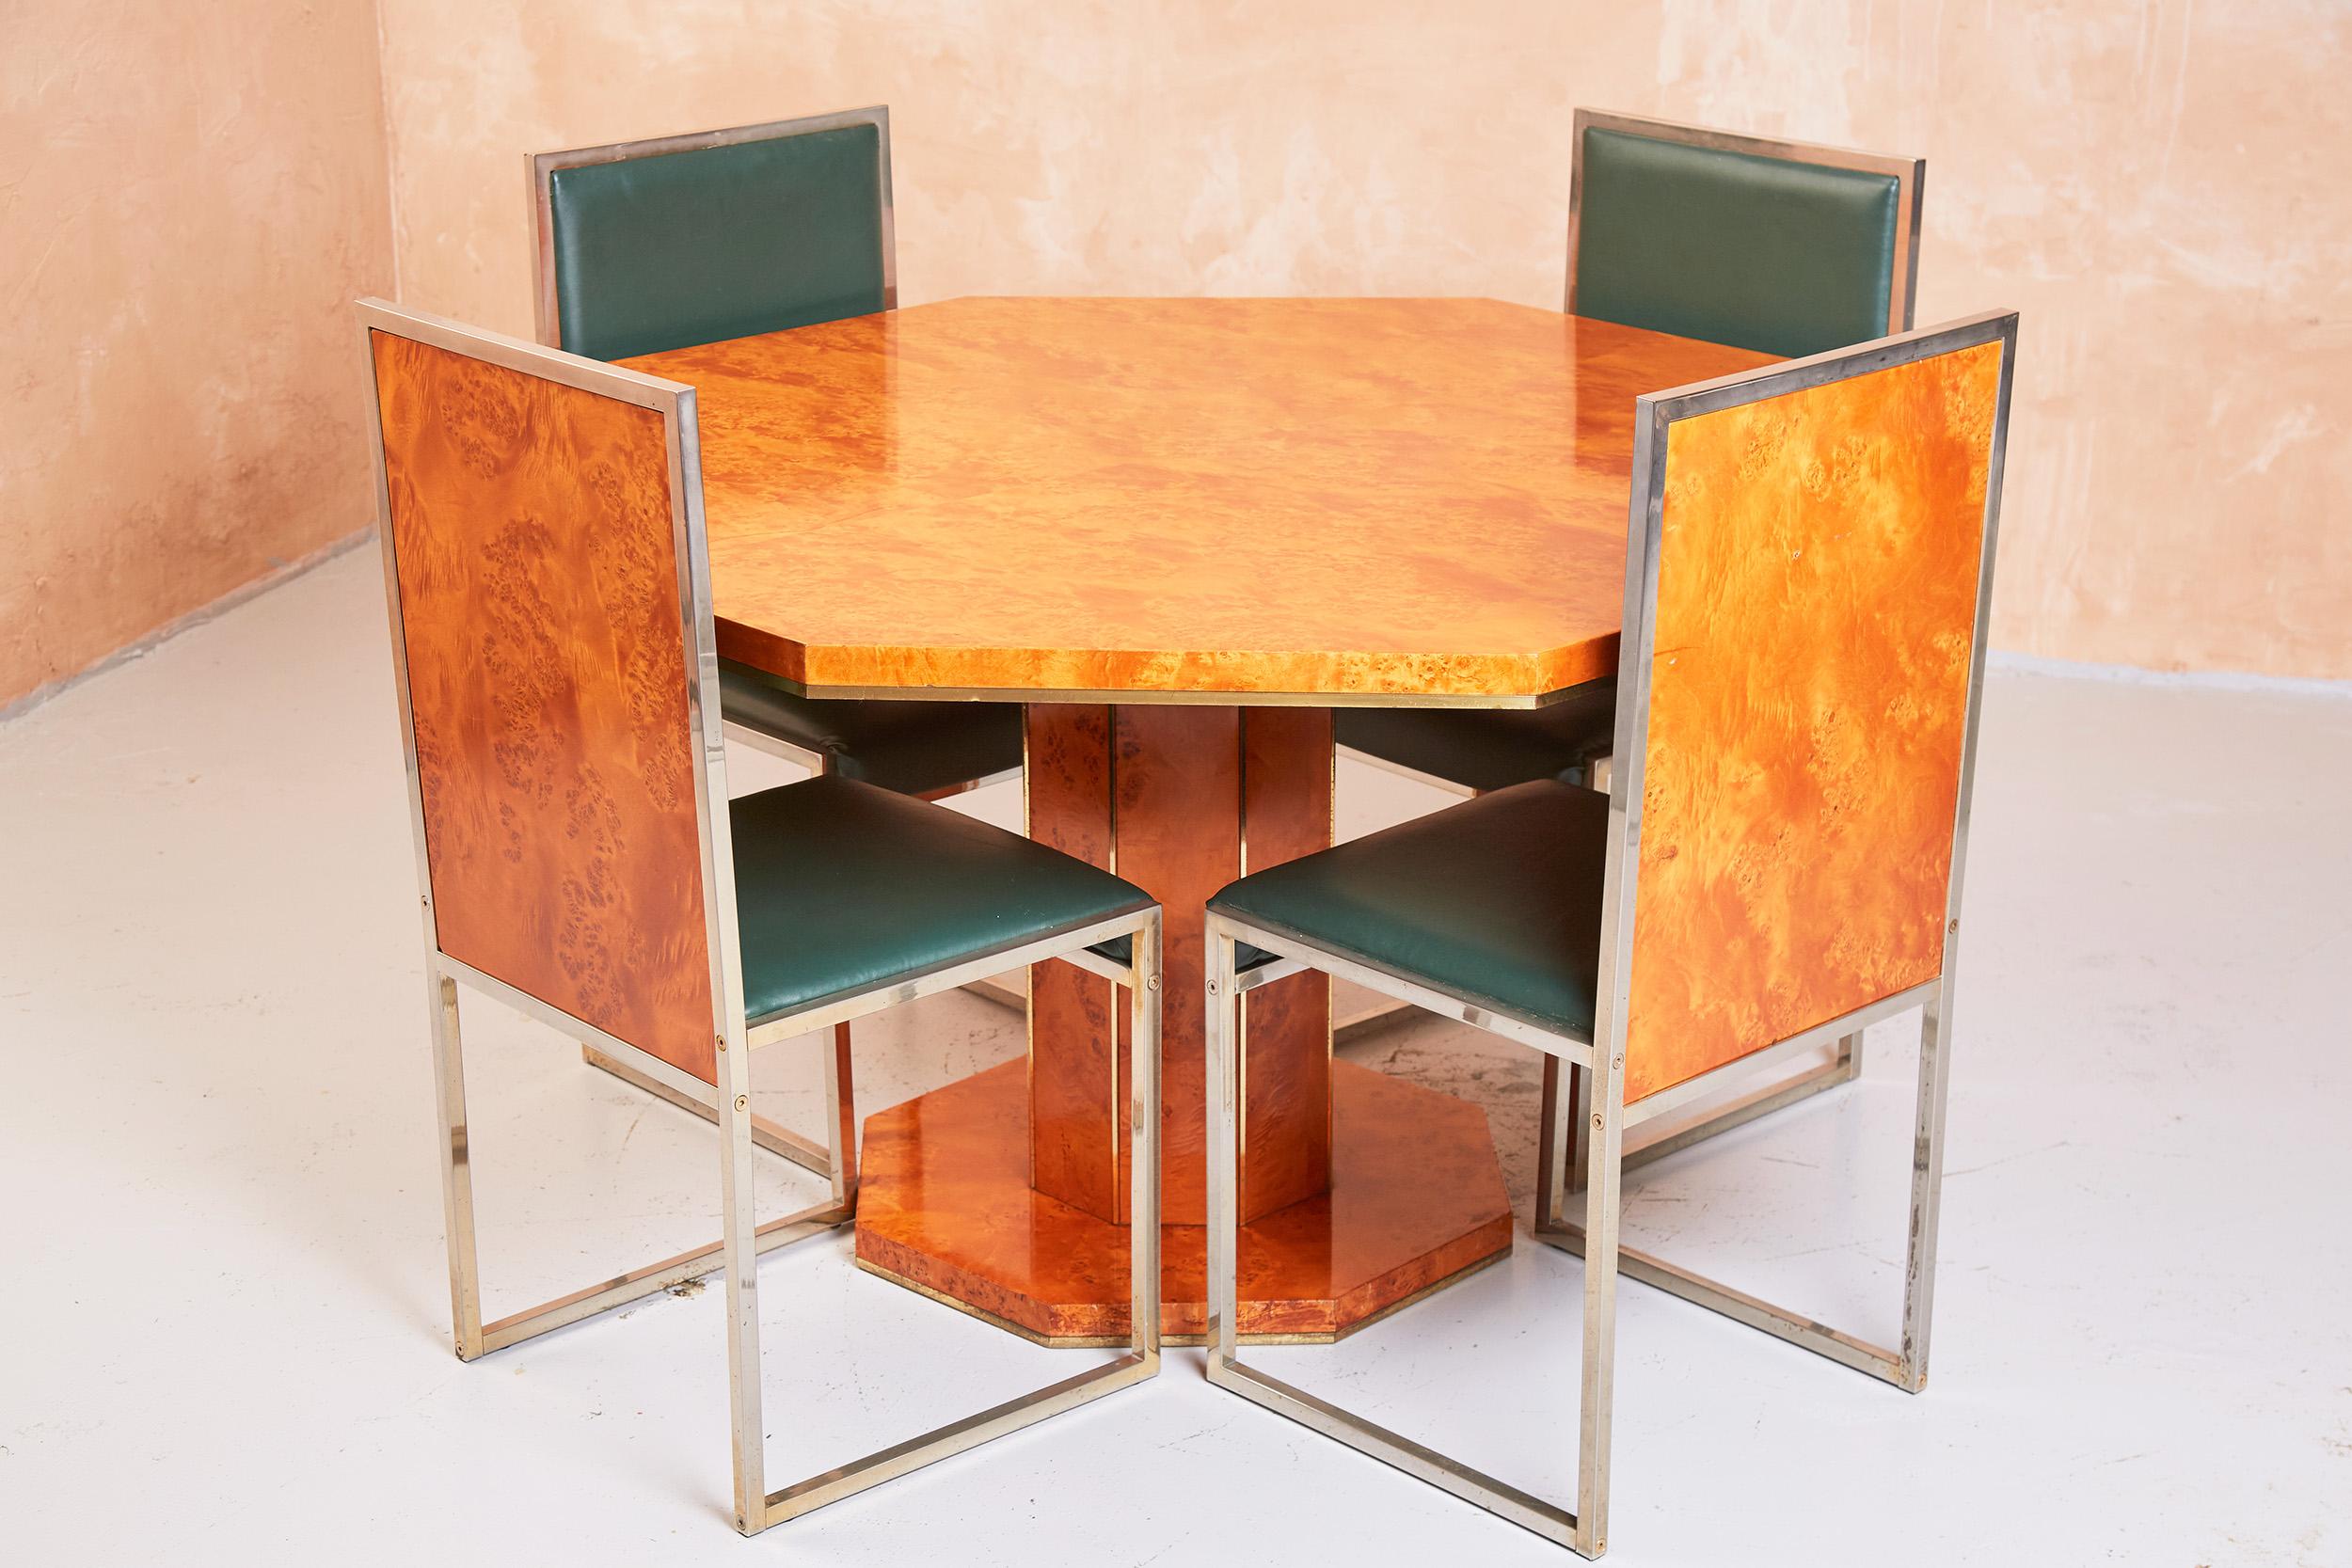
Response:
1206,311,2015,1556
360,299,1162,1535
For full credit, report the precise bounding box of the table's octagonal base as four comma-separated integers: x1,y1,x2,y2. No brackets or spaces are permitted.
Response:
853,1057,1514,1344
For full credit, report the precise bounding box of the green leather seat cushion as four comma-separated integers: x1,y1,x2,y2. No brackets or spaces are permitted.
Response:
721,663,1021,798
1576,126,1899,359
1335,678,1615,794
731,775,1152,1024
1209,780,1608,1037
548,122,887,362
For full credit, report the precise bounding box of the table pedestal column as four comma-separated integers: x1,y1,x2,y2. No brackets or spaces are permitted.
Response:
854,706,1512,1343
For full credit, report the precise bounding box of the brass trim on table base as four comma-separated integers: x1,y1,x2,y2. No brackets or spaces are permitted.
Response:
855,1222,1509,1351
1240,1246,1510,1347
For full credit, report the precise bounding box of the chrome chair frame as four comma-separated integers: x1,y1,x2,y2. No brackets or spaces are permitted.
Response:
361,299,1162,1535
1204,311,2013,1556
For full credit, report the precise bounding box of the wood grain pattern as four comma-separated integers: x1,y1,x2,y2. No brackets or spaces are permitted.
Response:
623,297,1772,702
371,331,717,1083
1023,705,1333,1227
1105,705,1241,1226
856,1058,1510,1343
1238,707,1335,1219
1627,340,2002,1101
1025,704,1120,1222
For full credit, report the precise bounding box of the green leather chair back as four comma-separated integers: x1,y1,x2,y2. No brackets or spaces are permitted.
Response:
1568,112,1920,359
535,108,892,362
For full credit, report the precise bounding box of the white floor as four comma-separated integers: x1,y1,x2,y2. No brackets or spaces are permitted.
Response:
3,546,2348,1566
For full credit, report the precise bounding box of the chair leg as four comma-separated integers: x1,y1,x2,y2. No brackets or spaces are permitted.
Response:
1127,911,1164,1358
825,1020,859,1211
715,1026,769,1534
1535,989,1953,1390
1896,983,1956,1392
424,963,841,1362
750,912,1163,1532
1574,1038,1627,1557
428,965,485,1361
1205,924,1240,1360
1206,915,1616,1555
1535,1053,1581,1233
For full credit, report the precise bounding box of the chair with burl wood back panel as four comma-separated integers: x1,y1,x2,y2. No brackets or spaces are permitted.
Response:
1206,314,2015,1557
1335,107,1927,1175
359,299,1163,1536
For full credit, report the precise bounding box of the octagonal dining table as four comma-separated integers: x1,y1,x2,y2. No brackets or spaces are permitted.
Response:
623,296,1771,1343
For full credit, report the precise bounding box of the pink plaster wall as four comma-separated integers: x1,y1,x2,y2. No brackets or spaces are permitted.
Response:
9,3,2344,701
375,0,2352,682
1,0,396,709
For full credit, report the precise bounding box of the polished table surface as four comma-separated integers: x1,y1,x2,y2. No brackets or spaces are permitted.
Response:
628,298,1776,1342
627,296,1772,705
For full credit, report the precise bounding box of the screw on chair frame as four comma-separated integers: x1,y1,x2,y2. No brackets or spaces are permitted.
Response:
359,298,1162,1534
1201,310,2015,1555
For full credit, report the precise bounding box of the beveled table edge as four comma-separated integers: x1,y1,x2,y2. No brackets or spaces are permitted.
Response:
718,629,1623,708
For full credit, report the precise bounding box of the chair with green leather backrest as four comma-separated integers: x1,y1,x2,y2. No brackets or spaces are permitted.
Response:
1566,109,1921,356
359,298,1162,1538
1206,312,2016,1557
1332,110,1927,1136
1339,111,1923,797
529,105,1024,799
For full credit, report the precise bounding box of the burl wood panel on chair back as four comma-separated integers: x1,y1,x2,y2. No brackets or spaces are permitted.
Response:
362,306,728,1085
1612,315,2016,1103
